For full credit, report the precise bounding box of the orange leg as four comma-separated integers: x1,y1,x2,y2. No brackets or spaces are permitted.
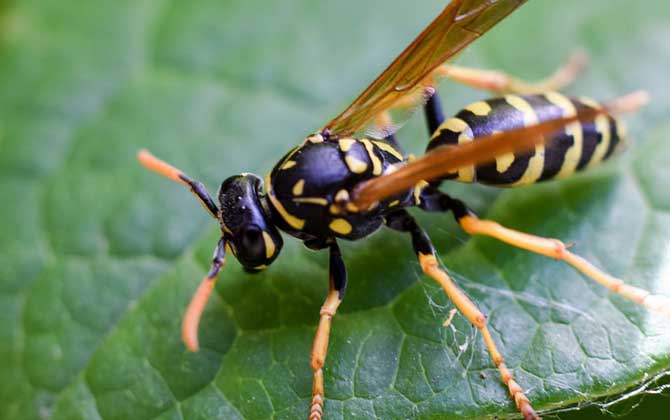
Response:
459,214,670,317
419,253,539,420
309,242,346,420
419,187,670,318
182,238,226,352
385,210,539,420
435,50,587,95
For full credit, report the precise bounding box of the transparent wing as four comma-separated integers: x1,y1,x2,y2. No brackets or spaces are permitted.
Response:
324,0,527,139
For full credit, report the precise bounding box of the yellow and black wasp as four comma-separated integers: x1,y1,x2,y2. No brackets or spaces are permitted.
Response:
137,1,662,419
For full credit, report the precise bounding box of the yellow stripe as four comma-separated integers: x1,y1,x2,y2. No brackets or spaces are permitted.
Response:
345,155,367,173
266,174,305,230
580,97,610,169
615,122,629,154
360,139,382,175
413,180,429,204
339,138,356,152
372,140,404,160
456,126,476,183
505,95,544,186
431,117,475,182
587,116,610,168
434,118,475,182
306,133,324,143
496,153,515,173
545,92,583,179
293,197,329,206
490,129,514,173
432,117,468,140
465,101,492,116
280,160,296,170
292,179,305,196
329,218,352,235
279,146,301,170
577,96,601,108
335,189,349,202
262,231,275,259
505,95,537,126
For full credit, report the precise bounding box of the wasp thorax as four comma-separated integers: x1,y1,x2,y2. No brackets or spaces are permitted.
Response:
218,174,283,272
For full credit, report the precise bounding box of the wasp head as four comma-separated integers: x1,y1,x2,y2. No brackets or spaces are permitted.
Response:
218,173,283,272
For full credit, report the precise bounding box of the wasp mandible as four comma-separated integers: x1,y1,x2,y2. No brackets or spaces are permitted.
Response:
138,1,658,419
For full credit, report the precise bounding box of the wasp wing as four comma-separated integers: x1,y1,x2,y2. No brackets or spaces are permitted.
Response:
324,0,527,139
350,91,649,208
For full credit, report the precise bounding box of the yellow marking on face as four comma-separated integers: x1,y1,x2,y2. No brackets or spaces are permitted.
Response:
292,179,305,196
587,114,611,169
329,218,352,235
389,200,400,207
360,139,382,175
262,231,275,259
293,197,329,206
372,140,404,160
346,202,360,213
254,264,267,270
496,152,515,173
306,133,324,143
413,180,429,204
265,174,305,230
335,189,349,202
545,92,583,179
281,160,297,170
345,155,368,173
465,101,492,116
339,138,356,152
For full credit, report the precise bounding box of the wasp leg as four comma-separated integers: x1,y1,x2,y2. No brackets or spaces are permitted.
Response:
182,238,226,352
435,51,587,95
385,210,539,420
419,187,670,318
424,92,445,135
309,241,347,420
138,149,219,218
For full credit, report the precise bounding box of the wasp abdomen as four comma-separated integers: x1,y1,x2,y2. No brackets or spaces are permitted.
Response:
426,92,626,187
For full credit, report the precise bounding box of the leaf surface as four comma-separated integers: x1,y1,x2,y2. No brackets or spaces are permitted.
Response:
1,1,669,419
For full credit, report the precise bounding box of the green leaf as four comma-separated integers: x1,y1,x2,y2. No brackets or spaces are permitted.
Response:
1,1,669,419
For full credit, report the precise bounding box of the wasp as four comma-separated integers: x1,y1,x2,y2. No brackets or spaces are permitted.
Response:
137,1,660,419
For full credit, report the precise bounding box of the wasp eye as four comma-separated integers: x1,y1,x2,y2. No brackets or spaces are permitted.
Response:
240,227,264,256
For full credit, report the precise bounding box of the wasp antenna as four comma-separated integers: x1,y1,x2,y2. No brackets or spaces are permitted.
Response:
138,148,220,218
182,239,226,352
137,149,189,186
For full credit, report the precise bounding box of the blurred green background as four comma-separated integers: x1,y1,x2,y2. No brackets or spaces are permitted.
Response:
1,0,669,419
